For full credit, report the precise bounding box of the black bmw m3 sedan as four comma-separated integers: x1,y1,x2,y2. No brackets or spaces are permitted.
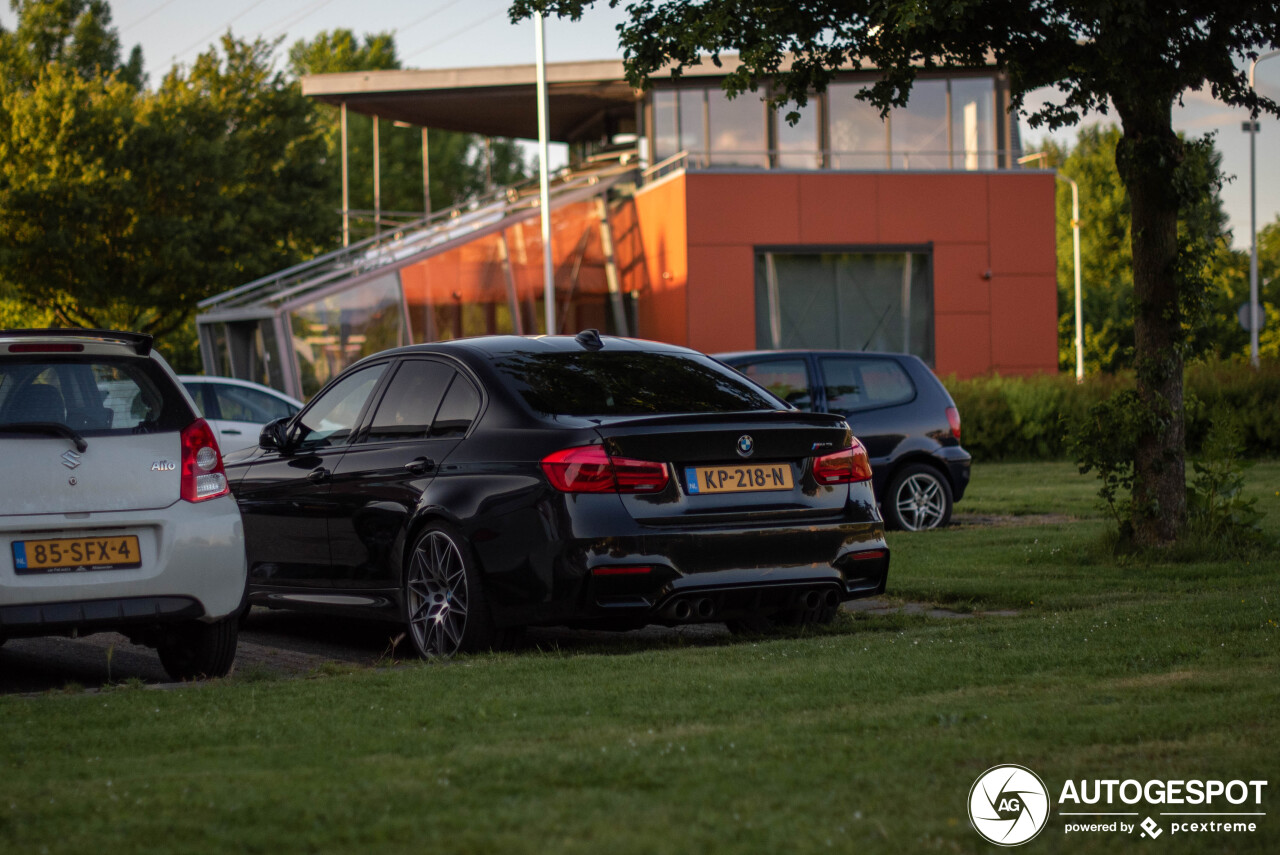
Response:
225,332,890,657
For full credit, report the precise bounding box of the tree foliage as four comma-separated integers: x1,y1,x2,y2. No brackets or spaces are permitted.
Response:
512,0,1280,545
1037,125,1246,373
288,29,527,241
0,23,330,356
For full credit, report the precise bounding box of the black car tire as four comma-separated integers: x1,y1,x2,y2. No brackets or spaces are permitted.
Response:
157,617,238,681
884,463,954,531
403,523,495,658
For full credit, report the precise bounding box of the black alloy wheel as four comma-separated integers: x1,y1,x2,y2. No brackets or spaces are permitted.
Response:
403,524,494,658
884,463,954,531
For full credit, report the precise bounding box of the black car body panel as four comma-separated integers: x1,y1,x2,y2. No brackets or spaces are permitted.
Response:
226,336,889,639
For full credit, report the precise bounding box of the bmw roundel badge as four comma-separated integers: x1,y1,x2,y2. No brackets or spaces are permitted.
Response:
736,434,754,458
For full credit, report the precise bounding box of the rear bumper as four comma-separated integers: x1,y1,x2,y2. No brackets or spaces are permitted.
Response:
936,446,972,501
0,595,205,639
0,495,247,627
483,508,889,628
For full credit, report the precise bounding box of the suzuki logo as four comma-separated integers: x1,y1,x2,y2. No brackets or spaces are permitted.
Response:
61,450,82,470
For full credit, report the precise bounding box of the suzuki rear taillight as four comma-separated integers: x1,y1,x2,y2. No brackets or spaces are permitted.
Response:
180,418,230,502
946,406,961,441
541,446,670,494
812,439,873,485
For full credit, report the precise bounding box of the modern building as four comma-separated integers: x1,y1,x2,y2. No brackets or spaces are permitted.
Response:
196,57,1058,400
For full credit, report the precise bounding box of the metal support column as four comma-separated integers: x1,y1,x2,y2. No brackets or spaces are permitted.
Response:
596,196,628,336
422,127,432,218
373,113,381,237
535,12,555,336
341,102,350,247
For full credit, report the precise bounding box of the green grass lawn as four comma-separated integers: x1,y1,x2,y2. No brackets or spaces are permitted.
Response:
2,463,1278,854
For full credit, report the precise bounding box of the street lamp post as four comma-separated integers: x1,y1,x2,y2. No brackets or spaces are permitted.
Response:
1247,49,1280,368
1062,174,1084,382
535,12,555,336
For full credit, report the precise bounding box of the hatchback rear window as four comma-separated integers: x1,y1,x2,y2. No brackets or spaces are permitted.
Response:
0,356,192,435
492,351,781,416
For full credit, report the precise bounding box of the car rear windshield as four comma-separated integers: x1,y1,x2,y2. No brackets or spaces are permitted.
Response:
0,356,193,436
492,351,782,416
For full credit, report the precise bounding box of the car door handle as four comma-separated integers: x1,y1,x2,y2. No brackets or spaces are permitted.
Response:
405,457,435,475
221,429,242,435
307,467,330,482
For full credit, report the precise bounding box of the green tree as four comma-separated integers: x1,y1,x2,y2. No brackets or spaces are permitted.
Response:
0,0,142,88
1038,125,1236,373
288,29,527,242
0,27,330,366
512,0,1280,545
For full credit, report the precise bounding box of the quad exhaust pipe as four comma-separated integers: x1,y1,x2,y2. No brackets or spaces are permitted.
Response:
662,596,717,622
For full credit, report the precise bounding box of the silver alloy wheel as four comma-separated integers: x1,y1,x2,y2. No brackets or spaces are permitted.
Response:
406,530,470,657
893,472,947,531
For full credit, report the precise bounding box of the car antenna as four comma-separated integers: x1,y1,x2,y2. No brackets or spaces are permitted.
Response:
861,302,894,350
575,329,604,351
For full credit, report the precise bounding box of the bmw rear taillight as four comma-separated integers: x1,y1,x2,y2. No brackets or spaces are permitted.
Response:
812,439,873,485
945,406,961,441
541,446,670,494
180,418,229,502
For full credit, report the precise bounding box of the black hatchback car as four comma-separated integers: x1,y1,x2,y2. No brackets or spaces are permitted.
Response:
225,333,889,657
715,350,970,530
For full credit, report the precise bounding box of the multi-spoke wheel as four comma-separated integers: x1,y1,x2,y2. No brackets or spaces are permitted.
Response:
884,464,953,531
403,524,493,658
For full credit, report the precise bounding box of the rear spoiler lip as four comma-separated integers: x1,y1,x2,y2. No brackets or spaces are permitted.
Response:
0,328,153,356
589,410,849,430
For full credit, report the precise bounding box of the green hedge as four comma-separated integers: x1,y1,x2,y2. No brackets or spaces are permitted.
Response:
941,359,1280,461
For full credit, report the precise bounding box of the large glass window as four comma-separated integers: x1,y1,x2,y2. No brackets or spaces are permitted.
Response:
755,251,934,364
651,90,678,163
707,89,767,168
775,100,819,169
890,79,949,169
288,274,405,400
679,88,706,160
951,77,995,170
827,83,888,169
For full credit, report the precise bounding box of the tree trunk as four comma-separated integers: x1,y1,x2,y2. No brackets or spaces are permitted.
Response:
1114,102,1186,545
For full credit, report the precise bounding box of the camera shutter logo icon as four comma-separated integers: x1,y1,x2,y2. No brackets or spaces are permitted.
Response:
968,765,1052,846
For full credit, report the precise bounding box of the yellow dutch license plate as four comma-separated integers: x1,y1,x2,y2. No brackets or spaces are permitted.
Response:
12,535,142,575
685,463,794,495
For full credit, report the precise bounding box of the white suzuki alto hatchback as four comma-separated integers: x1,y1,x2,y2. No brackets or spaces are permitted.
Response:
0,329,245,680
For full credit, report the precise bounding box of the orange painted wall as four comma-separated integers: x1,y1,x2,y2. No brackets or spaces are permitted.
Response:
627,169,1058,378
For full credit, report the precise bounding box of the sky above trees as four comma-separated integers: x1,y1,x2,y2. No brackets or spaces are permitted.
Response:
4,0,1276,250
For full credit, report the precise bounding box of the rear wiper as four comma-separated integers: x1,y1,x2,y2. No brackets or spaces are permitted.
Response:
0,422,88,452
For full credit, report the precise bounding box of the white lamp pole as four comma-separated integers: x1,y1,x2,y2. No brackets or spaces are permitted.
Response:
535,12,555,335
1061,174,1084,382
1248,49,1280,368
1019,152,1084,380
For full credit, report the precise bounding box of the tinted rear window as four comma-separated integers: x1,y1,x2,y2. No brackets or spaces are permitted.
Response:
0,356,192,435
492,351,781,416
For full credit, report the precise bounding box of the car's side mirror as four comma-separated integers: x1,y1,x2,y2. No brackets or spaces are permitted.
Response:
259,417,290,453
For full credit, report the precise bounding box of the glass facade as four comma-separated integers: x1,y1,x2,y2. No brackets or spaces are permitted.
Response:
775,99,820,169
755,251,934,364
706,88,767,167
651,73,1002,172
289,274,406,399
